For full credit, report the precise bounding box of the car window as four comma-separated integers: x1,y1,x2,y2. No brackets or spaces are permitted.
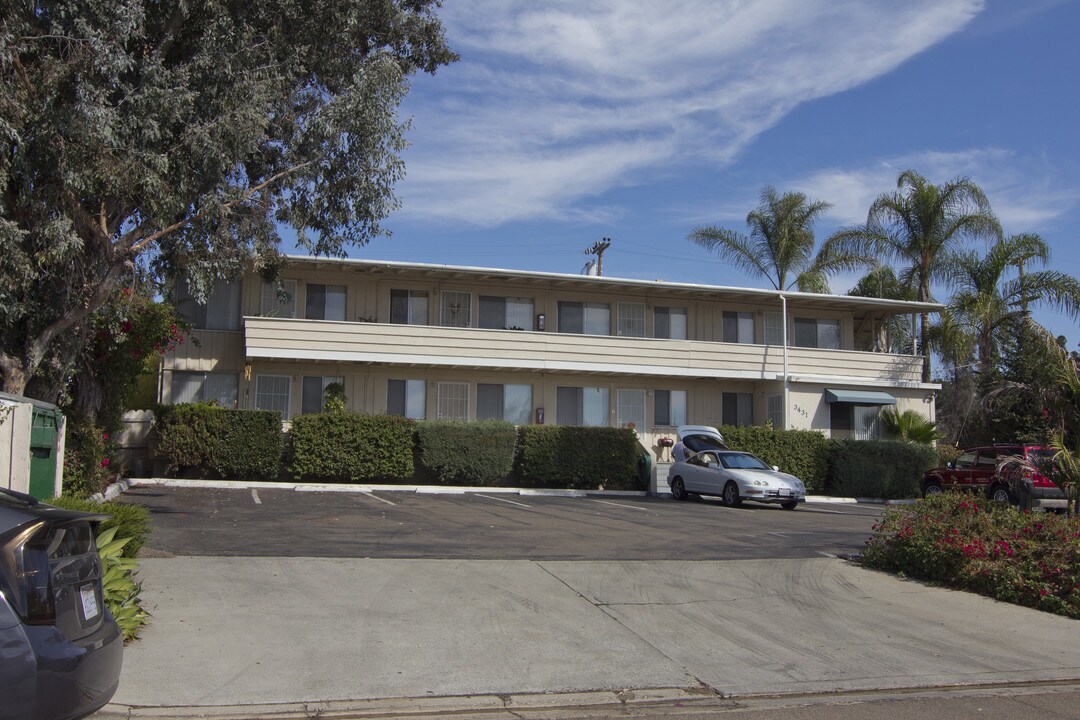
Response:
954,452,976,469
691,451,718,467
975,452,997,468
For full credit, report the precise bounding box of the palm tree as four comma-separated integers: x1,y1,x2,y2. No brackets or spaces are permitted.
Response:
946,233,1080,375
847,265,917,353
879,408,940,444
689,186,855,292
822,170,1001,381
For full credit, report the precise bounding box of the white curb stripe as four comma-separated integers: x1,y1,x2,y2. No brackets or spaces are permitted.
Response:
361,491,396,506
589,499,649,512
475,493,532,508
251,489,262,505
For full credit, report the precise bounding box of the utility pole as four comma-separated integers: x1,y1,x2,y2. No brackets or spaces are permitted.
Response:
584,237,612,276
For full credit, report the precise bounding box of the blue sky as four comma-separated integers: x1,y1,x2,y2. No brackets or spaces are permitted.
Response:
329,0,1080,355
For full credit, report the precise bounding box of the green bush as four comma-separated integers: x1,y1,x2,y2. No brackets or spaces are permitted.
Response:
46,496,150,558
827,440,937,499
288,412,414,481
719,425,829,492
515,426,641,490
415,420,517,485
96,526,149,642
862,493,1080,619
936,444,963,468
154,404,283,480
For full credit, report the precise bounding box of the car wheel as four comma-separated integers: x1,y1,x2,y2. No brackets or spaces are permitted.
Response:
780,500,798,511
671,477,688,501
988,484,1014,505
922,482,943,498
721,481,742,507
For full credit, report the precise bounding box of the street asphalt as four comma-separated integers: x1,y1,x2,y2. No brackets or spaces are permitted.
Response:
98,483,1080,719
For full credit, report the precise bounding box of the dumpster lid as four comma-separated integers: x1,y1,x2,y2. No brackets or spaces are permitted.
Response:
0,391,61,413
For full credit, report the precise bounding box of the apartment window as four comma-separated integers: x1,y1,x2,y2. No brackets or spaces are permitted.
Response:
441,291,472,328
766,394,784,429
301,375,344,415
616,389,646,430
254,375,291,419
832,404,883,439
305,284,346,321
764,311,784,345
170,371,238,408
653,307,687,340
617,302,646,338
175,277,241,330
477,383,533,425
437,382,469,420
390,289,429,325
794,317,841,349
654,390,687,426
556,386,609,426
722,392,753,427
260,279,297,318
723,311,754,344
478,296,534,330
387,379,426,419
558,301,610,335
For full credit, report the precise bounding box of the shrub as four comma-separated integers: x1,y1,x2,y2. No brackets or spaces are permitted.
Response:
719,425,829,492
827,440,937,499
154,404,282,480
46,495,151,558
515,426,641,490
96,526,149,642
862,493,1080,619
61,419,112,498
288,412,414,481
415,420,517,485
937,444,963,468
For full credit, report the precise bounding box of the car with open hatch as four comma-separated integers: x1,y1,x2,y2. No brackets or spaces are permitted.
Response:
0,488,124,720
668,449,806,510
920,443,1065,510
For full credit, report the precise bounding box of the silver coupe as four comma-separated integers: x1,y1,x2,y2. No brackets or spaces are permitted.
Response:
668,449,806,510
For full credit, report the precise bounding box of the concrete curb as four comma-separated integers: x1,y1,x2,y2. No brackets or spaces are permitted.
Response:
97,687,717,719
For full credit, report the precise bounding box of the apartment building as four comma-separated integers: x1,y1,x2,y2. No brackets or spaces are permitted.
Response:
161,256,942,457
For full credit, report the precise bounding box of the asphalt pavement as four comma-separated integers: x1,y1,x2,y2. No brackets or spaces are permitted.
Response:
98,483,1080,719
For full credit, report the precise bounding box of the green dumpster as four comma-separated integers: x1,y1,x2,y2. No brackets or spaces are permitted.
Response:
28,406,62,500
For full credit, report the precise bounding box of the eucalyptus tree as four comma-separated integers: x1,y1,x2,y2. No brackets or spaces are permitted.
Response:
946,234,1080,375
0,0,456,395
822,170,1001,382
689,186,856,293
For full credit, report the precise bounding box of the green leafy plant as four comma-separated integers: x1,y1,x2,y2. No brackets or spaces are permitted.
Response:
827,440,937,499
287,412,414,481
514,426,640,490
415,420,516,485
96,526,149,642
879,408,941,444
862,493,1080,618
47,496,150,558
154,404,283,480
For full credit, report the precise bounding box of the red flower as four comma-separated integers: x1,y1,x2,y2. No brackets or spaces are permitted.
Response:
100,458,110,468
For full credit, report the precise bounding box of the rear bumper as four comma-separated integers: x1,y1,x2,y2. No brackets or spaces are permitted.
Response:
21,614,124,720
1018,484,1068,510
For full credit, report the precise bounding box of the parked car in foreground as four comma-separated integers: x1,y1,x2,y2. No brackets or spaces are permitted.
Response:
920,444,1066,510
669,449,806,510
0,488,123,720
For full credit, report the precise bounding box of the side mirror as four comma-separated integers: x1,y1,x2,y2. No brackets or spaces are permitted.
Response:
772,465,780,472
946,462,955,469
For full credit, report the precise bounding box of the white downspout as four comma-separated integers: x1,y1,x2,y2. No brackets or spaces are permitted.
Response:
781,294,789,430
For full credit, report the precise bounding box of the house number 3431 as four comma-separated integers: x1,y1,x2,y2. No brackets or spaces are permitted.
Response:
792,404,809,418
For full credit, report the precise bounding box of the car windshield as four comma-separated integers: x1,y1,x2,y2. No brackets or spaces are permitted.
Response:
719,452,770,470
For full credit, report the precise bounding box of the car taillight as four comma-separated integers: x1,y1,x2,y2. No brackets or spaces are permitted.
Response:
1022,468,1057,488
0,520,56,624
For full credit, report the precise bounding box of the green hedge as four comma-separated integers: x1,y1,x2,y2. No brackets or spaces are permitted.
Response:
827,440,938,499
415,420,517,485
515,426,642,490
719,425,829,493
46,496,150,558
154,404,283,480
288,412,414,481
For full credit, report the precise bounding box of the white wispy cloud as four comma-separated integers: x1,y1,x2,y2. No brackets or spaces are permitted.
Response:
397,0,985,226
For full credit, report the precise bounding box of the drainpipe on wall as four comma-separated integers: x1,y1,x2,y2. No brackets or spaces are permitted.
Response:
781,294,789,431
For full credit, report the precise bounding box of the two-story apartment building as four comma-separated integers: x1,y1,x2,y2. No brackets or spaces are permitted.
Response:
161,256,941,457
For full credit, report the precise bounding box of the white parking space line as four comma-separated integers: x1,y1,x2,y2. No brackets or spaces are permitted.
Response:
251,489,262,505
589,499,650,512
475,493,532,508
361,491,396,506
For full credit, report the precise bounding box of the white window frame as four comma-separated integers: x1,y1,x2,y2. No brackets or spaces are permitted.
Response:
766,394,784,429
437,382,469,420
654,389,687,427
254,374,292,419
617,302,646,338
441,291,472,328
388,379,426,419
390,289,430,325
305,284,347,321
723,311,755,344
301,375,345,415
654,307,687,340
260,279,297,318
616,389,646,431
764,311,784,346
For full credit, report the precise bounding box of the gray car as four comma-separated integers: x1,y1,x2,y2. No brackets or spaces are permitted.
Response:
0,488,124,719
668,450,806,510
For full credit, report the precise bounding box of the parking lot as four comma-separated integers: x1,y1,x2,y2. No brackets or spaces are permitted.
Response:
119,485,881,560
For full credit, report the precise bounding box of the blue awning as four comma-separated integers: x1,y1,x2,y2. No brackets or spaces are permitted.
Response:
824,389,897,405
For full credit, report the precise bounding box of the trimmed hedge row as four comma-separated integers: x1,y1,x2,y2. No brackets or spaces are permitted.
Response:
718,425,830,493
415,419,517,485
515,426,643,490
827,440,938,499
154,403,282,480
288,412,415,481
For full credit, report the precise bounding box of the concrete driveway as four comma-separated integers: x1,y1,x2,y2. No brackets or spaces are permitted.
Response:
105,485,1080,715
